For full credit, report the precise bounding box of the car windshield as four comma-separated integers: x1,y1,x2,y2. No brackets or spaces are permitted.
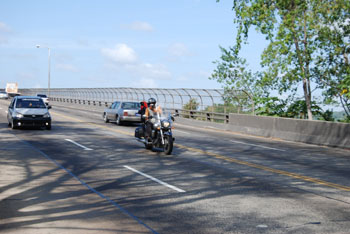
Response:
121,102,140,109
16,99,46,108
37,94,47,98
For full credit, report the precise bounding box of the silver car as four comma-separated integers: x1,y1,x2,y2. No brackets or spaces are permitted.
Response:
0,91,8,99
7,96,51,130
36,94,49,105
103,101,141,125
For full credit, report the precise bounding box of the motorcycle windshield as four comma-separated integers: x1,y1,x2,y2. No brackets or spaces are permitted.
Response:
155,112,172,121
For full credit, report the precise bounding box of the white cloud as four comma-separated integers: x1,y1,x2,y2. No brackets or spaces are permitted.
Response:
101,44,172,81
56,63,79,72
101,44,138,64
129,63,171,80
121,21,154,32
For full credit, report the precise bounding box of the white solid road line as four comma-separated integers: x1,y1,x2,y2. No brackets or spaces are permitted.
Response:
65,139,93,151
124,165,186,193
230,140,286,152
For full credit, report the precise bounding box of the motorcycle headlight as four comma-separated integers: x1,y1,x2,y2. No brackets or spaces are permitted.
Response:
43,112,51,118
162,120,170,128
15,113,23,118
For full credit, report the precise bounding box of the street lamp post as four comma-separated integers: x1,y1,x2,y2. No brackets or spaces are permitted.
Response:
36,45,51,98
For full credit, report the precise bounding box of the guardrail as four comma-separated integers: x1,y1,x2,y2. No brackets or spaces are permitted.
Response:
50,97,230,123
20,88,230,110
19,87,255,123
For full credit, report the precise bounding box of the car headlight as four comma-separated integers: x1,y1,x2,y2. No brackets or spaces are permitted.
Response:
15,113,23,118
162,120,170,128
43,112,51,118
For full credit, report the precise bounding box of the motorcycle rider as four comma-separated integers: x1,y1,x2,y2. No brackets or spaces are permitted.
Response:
138,101,148,123
144,98,162,143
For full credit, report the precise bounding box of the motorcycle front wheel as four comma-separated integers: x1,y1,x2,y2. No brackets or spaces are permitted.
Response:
163,135,173,155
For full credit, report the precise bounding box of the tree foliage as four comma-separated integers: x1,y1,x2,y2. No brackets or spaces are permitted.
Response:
213,0,350,120
181,98,200,118
314,0,350,118
210,47,263,114
256,98,332,120
183,98,199,111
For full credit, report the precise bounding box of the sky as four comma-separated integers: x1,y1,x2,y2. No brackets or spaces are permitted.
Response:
0,0,268,90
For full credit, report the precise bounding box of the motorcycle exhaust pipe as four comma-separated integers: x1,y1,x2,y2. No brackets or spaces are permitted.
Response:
136,138,146,144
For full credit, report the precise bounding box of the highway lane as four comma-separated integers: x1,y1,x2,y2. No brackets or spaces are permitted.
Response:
1,99,350,233
51,102,350,194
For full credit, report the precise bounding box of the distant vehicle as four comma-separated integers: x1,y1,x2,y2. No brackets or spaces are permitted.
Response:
0,91,8,99
36,94,49,105
103,101,141,125
7,96,52,130
5,82,20,97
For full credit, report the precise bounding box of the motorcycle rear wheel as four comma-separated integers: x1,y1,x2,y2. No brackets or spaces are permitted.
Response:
163,135,173,155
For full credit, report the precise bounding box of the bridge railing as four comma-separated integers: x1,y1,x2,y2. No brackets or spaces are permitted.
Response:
19,87,255,123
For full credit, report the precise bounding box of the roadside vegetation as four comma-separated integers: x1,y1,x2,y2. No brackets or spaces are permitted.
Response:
211,0,350,122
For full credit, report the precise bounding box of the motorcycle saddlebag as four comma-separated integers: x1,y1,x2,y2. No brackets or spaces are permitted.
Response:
135,126,144,138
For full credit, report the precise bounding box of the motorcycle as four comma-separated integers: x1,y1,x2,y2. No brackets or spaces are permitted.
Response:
135,111,177,155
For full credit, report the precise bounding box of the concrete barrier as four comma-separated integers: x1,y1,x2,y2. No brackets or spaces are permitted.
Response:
229,113,350,149
49,99,350,149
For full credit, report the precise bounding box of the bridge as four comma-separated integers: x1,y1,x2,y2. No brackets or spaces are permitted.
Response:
1,91,350,233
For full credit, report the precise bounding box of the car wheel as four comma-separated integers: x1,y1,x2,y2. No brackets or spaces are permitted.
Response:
116,115,122,125
103,113,109,123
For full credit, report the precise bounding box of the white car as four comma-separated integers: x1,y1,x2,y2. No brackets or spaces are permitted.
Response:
7,96,51,130
36,94,49,105
0,91,9,99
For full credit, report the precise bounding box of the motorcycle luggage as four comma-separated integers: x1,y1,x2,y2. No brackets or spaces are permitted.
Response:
135,126,144,138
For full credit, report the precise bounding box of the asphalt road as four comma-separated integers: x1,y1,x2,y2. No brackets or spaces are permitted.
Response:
1,99,350,234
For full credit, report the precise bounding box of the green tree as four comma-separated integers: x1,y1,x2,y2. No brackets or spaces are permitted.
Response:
284,99,323,119
182,98,200,118
255,96,289,117
183,98,199,111
318,110,335,122
210,48,264,113
215,0,350,120
314,0,350,118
